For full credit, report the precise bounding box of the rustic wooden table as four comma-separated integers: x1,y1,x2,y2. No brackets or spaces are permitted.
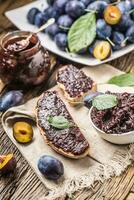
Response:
0,1,134,200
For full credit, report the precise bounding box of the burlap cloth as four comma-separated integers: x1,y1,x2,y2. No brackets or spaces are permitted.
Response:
2,64,134,200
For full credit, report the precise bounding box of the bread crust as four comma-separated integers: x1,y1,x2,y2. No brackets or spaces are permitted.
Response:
56,66,97,106
38,125,90,159
36,93,90,159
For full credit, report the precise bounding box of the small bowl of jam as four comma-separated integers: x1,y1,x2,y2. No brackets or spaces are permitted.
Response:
0,31,51,86
89,92,134,144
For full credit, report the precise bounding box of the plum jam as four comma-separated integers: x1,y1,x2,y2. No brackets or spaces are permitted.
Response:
5,37,29,52
91,92,134,134
57,65,93,98
37,91,89,155
0,31,51,85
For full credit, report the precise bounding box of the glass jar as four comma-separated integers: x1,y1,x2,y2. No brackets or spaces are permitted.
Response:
0,31,51,86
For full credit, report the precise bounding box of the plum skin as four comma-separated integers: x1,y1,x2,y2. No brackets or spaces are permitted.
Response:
27,8,40,24
55,33,68,50
112,31,125,51
87,1,108,17
126,26,134,43
43,7,60,21
46,23,60,39
34,12,46,27
65,1,85,19
57,15,73,32
38,155,64,180
84,92,103,109
0,154,16,175
117,1,132,14
96,19,112,40
0,90,23,112
47,0,55,6
54,0,68,14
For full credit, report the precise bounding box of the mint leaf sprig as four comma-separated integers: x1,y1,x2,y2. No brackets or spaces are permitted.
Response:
47,116,74,130
92,94,118,110
68,12,96,53
107,73,134,87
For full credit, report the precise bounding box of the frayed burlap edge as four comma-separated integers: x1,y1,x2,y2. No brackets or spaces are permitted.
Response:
44,144,134,200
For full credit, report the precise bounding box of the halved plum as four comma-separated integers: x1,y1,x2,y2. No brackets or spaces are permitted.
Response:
13,122,33,144
0,153,16,175
104,5,122,25
93,41,111,60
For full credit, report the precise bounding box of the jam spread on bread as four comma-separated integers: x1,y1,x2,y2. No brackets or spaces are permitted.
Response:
37,91,89,155
57,65,93,98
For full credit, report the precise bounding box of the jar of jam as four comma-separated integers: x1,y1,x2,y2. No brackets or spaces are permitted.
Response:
0,31,51,85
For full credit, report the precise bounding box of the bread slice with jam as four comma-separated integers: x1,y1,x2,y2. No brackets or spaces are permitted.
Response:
56,65,97,106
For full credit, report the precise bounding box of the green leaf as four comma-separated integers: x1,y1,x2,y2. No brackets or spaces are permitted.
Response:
47,116,74,130
68,12,96,53
108,73,134,87
92,94,118,110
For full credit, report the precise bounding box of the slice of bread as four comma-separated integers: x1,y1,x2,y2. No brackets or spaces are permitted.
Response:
56,65,97,106
36,91,90,159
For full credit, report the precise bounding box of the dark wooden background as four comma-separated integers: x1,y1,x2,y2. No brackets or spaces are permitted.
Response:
0,1,134,200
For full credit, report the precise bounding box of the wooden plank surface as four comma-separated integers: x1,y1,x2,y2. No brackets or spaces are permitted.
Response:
0,1,134,200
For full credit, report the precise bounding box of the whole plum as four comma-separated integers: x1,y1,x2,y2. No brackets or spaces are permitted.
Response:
46,23,61,39
43,7,60,21
112,31,126,51
57,15,73,32
0,90,23,112
38,155,64,180
55,33,68,50
65,0,85,19
117,0,132,14
34,12,46,27
87,1,108,17
27,8,40,24
115,14,134,33
96,19,112,40
54,0,68,14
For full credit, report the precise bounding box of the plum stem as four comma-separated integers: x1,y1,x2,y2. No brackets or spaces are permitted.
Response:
110,0,121,5
122,37,129,46
106,37,115,47
128,9,134,15
65,48,75,57
109,2,119,6
85,9,97,14
59,26,70,30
